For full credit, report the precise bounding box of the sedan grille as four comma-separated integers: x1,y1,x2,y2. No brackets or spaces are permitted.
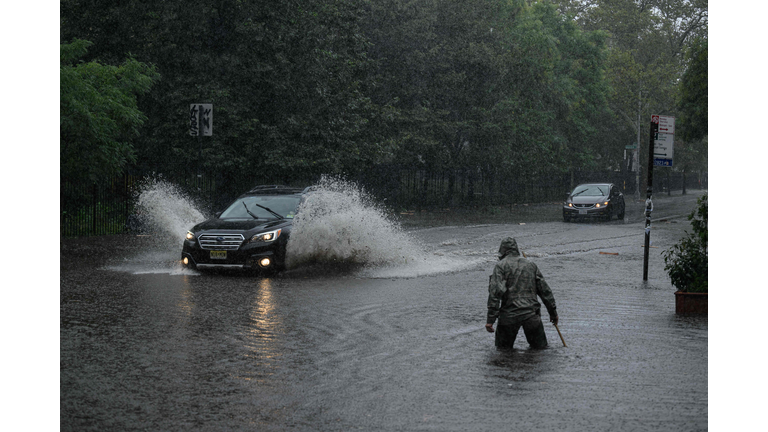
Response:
198,234,245,250
573,204,594,209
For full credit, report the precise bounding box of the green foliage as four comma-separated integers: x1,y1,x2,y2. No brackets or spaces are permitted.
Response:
60,39,159,183
678,38,708,142
663,195,708,292
59,0,706,205
361,0,612,182
577,0,708,179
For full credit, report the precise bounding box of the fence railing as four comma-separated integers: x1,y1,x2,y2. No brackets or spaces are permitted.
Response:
60,168,707,237
61,176,135,237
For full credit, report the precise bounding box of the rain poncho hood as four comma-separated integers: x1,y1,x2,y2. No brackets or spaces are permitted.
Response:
498,237,521,259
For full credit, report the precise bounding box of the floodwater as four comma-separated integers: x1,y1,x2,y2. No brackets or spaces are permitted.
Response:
60,183,707,431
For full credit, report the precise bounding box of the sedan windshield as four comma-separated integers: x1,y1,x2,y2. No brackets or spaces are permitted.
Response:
571,185,608,197
220,195,301,219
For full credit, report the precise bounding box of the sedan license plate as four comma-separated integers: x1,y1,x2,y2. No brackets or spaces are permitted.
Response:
579,209,587,215
210,251,227,260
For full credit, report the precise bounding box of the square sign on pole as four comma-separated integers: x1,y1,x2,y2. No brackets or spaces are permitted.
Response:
657,115,675,134
651,115,674,167
190,104,213,136
653,131,674,167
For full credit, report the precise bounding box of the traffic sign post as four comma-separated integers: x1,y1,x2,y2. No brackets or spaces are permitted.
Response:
643,115,674,281
190,104,213,191
190,104,212,136
652,115,674,167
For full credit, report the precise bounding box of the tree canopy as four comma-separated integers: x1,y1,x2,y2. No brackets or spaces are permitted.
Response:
60,0,707,202
678,38,708,142
60,38,159,183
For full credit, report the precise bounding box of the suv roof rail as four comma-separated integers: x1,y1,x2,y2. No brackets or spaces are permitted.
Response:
246,185,305,194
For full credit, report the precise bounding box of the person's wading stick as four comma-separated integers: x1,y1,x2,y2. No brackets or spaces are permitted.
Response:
554,323,567,347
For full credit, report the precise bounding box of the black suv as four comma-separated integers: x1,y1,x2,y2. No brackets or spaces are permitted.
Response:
181,185,307,272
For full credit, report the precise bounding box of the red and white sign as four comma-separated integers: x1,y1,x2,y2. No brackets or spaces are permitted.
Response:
657,115,675,134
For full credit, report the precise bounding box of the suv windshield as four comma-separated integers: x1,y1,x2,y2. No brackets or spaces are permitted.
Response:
571,185,608,197
220,195,302,219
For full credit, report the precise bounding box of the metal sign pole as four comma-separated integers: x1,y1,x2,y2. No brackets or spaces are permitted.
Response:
198,108,203,191
190,104,212,192
643,117,658,281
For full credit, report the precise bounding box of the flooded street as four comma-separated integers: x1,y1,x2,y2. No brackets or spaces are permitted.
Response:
60,191,707,431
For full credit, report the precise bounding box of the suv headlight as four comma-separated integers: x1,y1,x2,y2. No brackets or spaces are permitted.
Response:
250,229,282,243
186,231,195,240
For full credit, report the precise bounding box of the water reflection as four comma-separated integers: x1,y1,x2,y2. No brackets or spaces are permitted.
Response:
176,274,194,318
251,278,276,328
239,277,285,383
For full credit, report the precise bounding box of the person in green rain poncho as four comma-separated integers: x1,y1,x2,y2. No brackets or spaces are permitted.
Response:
485,238,558,349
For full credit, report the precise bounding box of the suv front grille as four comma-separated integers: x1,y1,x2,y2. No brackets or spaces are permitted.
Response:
198,234,245,250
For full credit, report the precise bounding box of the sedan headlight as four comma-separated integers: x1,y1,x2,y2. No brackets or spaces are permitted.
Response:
251,229,282,243
186,231,195,240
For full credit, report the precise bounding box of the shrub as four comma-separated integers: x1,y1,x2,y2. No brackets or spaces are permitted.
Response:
663,195,707,292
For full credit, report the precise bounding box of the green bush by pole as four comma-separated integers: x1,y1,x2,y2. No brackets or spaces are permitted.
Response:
663,195,708,293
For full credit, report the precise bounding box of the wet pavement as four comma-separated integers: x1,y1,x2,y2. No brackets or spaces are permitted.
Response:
60,190,707,431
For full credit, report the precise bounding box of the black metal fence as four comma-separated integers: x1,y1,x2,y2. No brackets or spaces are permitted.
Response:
60,167,707,237
360,167,639,210
60,174,219,237
61,176,136,237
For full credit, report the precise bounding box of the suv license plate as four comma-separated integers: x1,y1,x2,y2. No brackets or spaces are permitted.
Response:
210,251,227,260
579,209,587,215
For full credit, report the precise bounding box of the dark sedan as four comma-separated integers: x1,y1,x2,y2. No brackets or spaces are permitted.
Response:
563,183,625,222
181,185,305,272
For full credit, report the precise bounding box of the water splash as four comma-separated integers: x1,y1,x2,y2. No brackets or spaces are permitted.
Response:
107,177,478,278
106,179,206,275
134,178,208,244
286,177,478,278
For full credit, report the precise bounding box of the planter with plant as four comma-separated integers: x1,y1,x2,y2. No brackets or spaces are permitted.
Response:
663,194,707,315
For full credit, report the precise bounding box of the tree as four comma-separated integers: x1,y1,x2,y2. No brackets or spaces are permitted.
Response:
60,39,159,183
361,0,613,198
678,38,707,142
529,2,612,180
60,0,622,207
61,0,384,195
361,0,519,200
574,0,707,193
